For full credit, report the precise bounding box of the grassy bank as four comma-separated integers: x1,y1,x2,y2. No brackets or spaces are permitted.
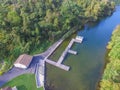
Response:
1,74,43,90
100,25,120,90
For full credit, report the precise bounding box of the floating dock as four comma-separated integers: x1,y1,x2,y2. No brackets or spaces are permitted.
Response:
45,36,83,71
68,50,77,55
57,37,83,65
46,59,70,71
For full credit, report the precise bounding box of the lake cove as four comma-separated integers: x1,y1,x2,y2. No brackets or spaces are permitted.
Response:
46,6,120,90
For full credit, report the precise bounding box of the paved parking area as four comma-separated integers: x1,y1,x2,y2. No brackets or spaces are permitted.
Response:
0,56,43,87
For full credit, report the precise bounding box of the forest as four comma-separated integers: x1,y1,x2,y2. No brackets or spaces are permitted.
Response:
110,0,120,4
0,0,115,74
100,25,120,90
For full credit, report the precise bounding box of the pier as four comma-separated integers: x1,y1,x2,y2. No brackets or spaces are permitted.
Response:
45,36,83,71
68,50,77,55
57,38,83,65
46,59,70,71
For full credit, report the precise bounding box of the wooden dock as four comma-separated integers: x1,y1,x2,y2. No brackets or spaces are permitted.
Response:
45,36,83,71
68,50,77,55
57,38,83,65
45,59,70,71
74,39,82,43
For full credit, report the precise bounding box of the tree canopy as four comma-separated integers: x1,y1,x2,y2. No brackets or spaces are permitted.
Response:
100,25,120,90
0,0,115,74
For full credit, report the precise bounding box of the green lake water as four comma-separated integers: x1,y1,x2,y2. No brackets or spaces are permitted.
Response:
46,6,120,90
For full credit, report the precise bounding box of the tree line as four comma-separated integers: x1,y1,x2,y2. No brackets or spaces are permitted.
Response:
100,25,120,90
0,0,115,74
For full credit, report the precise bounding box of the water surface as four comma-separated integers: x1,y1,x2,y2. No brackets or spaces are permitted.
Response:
46,6,120,90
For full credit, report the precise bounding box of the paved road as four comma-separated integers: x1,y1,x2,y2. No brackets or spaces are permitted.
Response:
0,39,63,87
0,56,43,87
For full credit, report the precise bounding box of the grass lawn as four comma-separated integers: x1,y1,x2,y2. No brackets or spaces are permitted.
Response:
2,74,43,90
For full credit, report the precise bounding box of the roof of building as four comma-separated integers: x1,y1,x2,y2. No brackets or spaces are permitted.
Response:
1,86,12,90
14,54,33,67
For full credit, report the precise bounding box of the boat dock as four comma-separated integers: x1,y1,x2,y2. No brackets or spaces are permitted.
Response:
57,38,83,65
34,36,83,90
68,50,77,55
45,36,83,71
46,59,70,71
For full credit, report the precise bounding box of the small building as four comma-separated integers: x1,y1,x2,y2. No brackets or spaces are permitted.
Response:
14,54,33,69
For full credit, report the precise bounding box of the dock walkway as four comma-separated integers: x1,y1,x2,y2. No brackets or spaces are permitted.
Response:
57,38,83,65
68,50,77,55
45,36,83,71
46,59,70,71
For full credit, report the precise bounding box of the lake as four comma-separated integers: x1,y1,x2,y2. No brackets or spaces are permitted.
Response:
46,6,120,90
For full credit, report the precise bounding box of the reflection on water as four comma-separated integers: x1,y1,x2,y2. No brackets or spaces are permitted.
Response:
46,6,120,90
